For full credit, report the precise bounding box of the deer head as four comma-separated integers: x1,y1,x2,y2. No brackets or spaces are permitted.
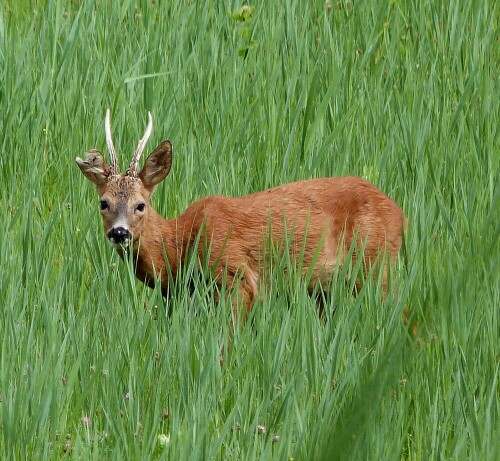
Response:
76,109,172,248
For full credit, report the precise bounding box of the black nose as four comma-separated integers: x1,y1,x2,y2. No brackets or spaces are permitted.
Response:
108,227,131,244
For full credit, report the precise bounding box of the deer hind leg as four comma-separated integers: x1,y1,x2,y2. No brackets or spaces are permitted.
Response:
355,251,418,338
348,246,393,298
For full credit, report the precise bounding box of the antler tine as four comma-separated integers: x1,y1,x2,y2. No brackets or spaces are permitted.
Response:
105,108,118,175
128,112,153,176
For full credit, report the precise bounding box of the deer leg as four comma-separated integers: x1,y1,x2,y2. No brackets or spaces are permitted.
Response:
217,267,258,366
222,267,257,327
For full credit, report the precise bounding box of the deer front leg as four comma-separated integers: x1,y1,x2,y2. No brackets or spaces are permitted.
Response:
217,266,258,327
215,266,258,366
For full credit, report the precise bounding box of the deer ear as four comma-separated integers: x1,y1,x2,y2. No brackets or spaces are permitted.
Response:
76,150,110,189
138,140,172,191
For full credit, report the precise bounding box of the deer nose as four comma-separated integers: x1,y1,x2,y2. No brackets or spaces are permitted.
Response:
108,227,131,244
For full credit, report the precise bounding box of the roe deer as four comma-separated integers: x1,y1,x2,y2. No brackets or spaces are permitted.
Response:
76,110,405,321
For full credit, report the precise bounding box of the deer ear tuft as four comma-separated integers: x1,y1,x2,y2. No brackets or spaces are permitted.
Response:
76,150,110,187
138,140,172,191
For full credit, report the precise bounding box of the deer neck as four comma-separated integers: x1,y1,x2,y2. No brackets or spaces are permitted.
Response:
126,208,181,290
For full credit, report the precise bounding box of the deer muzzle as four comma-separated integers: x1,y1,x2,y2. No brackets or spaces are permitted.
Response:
108,227,131,247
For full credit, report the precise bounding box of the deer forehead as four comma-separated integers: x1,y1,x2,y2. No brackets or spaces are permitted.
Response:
105,176,146,201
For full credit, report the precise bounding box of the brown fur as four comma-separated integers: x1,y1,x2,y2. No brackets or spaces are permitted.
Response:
76,140,405,320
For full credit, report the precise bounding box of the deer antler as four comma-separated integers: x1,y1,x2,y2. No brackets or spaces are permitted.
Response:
127,112,153,177
105,108,118,175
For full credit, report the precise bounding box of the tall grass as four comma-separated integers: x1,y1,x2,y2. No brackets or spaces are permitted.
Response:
0,0,498,459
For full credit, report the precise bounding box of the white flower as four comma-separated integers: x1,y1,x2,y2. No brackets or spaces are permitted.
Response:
158,433,171,446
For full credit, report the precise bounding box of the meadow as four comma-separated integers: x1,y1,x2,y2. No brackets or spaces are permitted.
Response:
0,0,498,459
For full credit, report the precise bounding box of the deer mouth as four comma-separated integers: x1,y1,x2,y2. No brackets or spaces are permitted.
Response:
109,237,131,249
107,227,132,248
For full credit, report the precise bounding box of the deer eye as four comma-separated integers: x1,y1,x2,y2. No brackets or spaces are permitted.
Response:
100,200,109,211
136,203,146,212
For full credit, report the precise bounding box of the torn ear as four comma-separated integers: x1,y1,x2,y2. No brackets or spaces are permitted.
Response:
75,150,110,190
138,140,172,192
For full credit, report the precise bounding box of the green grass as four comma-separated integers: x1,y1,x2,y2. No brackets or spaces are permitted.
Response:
0,0,498,459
